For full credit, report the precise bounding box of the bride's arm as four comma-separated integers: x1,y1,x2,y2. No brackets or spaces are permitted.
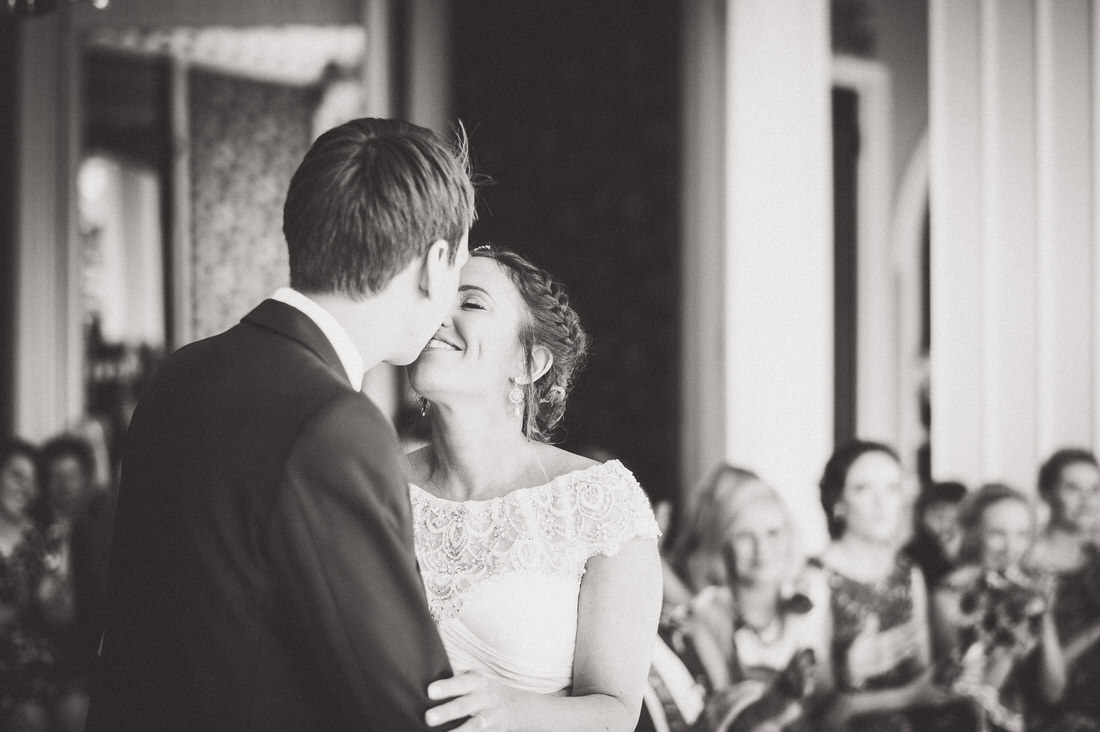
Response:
424,536,663,731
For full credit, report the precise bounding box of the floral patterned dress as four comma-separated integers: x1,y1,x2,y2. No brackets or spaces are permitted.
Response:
815,555,979,732
0,528,63,721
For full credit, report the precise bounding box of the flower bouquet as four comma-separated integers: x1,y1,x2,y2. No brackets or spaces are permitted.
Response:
940,566,1053,732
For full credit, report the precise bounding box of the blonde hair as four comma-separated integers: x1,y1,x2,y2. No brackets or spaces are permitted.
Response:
668,464,796,592
956,482,1034,566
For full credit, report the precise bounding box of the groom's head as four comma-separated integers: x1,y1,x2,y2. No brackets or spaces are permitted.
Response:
283,118,475,299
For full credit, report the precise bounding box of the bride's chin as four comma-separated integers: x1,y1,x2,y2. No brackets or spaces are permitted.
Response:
406,372,447,397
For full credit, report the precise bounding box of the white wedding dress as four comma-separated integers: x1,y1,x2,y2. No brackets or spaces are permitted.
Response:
410,459,660,694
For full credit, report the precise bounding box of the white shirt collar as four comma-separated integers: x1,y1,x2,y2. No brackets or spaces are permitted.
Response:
270,287,365,390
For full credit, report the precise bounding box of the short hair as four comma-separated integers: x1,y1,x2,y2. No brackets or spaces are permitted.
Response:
916,479,967,514
284,118,476,297
469,246,589,443
1,437,39,474
40,434,95,479
1037,447,1098,505
2,438,42,527
956,482,1032,565
819,439,900,539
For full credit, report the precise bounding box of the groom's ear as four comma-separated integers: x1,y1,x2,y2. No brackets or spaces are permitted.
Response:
419,239,452,298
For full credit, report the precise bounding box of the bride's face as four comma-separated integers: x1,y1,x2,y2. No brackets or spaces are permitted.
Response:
408,256,528,406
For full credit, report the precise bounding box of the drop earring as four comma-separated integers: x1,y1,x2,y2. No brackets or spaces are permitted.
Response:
508,381,525,418
416,395,428,417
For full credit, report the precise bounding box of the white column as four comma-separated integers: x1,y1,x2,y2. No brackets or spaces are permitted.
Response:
1036,0,1094,458
1093,0,1100,450
681,0,833,553
930,0,984,485
979,0,1039,486
930,0,1099,491
14,13,81,441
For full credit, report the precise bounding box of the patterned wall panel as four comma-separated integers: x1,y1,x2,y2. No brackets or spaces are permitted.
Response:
188,70,316,340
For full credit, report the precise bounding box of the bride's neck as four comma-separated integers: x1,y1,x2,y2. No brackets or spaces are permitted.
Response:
426,400,535,500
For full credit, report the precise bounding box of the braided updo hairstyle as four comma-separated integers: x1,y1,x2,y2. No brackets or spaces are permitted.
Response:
471,245,589,443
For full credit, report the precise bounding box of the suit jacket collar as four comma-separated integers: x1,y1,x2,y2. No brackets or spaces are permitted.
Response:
241,299,350,387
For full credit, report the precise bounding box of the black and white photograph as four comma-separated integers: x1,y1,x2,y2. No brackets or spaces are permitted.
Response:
2,1,1099,730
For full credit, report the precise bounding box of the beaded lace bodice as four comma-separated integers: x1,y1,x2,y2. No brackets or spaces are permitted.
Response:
409,459,660,693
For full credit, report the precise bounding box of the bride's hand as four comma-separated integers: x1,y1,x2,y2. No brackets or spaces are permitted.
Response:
425,671,518,730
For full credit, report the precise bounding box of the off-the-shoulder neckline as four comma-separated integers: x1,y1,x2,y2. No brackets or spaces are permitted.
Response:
409,459,626,506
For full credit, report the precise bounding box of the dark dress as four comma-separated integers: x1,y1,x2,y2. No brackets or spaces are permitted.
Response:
0,528,64,722
815,556,978,732
1031,544,1100,731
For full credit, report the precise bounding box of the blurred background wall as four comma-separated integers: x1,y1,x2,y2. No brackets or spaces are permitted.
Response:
449,0,682,504
3,0,1100,550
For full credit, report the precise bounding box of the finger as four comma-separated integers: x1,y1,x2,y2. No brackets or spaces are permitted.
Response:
425,694,483,727
450,715,487,732
448,713,488,730
428,672,485,701
859,614,881,636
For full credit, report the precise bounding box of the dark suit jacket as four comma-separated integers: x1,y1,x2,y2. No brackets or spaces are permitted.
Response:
86,300,456,731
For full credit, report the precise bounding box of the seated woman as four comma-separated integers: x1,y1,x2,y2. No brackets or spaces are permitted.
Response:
0,439,73,732
813,440,976,732
933,483,1065,732
1030,449,1100,729
686,481,830,732
406,246,663,731
663,465,767,609
655,464,768,703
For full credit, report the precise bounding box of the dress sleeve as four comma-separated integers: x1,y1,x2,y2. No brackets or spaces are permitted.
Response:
576,461,661,560
265,393,461,731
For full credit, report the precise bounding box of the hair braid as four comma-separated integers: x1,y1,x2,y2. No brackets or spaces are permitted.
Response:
471,246,589,442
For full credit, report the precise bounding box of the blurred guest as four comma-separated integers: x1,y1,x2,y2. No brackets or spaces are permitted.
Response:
664,465,767,608
1033,448,1100,570
813,440,974,732
904,480,967,592
654,464,769,715
40,435,113,695
0,438,71,732
1031,449,1100,728
933,484,1065,732
687,481,830,731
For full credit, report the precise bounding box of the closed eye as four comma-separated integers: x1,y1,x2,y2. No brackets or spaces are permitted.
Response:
461,299,486,311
